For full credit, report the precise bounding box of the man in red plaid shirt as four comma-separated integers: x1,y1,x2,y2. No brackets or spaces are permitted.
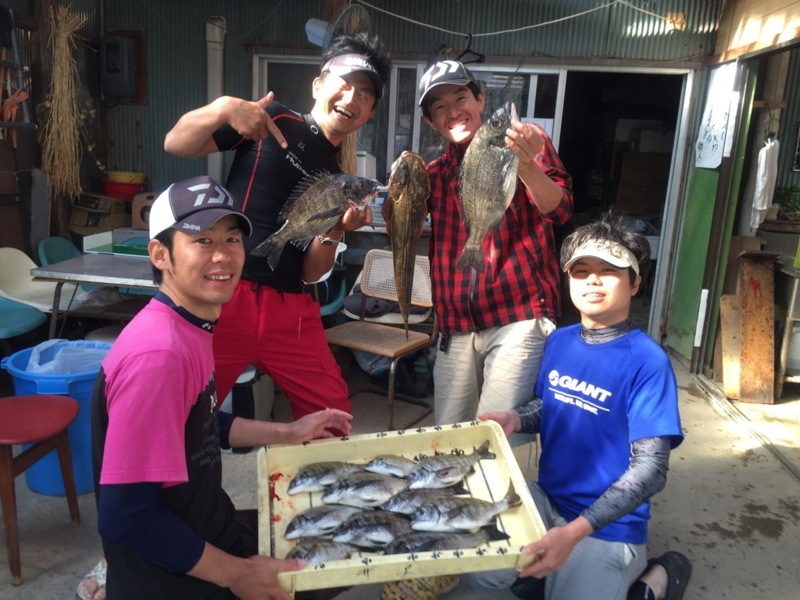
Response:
417,60,573,444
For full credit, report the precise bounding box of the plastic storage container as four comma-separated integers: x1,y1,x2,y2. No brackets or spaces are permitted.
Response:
1,340,111,495
259,420,546,594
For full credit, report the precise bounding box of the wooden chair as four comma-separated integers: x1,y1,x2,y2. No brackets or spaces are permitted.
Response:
0,394,80,585
325,249,436,430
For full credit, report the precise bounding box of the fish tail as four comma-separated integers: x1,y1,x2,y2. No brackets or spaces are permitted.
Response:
475,440,496,460
456,244,484,272
482,523,511,542
266,244,285,270
505,481,522,508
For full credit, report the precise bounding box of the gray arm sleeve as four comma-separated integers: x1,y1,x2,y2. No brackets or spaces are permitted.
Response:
580,436,671,532
515,397,543,434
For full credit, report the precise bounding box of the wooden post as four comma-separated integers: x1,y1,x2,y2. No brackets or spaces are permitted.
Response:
720,294,740,399
737,251,780,404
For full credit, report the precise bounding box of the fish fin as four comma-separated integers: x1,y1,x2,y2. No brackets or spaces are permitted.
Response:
505,481,522,508
289,237,314,252
481,523,511,542
250,219,290,260
475,440,495,459
455,245,484,272
308,205,349,221
497,156,520,210
452,482,469,495
283,170,334,208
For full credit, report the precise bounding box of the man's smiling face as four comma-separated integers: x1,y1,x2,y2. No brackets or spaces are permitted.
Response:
424,84,485,146
311,70,376,146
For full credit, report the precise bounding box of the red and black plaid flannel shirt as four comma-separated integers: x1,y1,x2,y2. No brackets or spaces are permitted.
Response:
426,127,573,333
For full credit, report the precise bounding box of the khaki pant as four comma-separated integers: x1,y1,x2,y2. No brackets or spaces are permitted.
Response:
433,318,555,446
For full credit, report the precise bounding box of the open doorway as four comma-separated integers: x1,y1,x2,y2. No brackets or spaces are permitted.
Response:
557,70,685,327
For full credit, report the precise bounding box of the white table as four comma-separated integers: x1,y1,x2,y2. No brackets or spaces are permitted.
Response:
30,254,157,339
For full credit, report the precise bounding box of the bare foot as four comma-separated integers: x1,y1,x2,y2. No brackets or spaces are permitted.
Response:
76,558,106,600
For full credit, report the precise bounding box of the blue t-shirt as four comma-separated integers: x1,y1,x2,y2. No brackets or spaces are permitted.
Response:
535,324,683,545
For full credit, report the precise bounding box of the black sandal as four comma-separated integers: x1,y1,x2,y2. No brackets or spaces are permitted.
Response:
647,551,692,600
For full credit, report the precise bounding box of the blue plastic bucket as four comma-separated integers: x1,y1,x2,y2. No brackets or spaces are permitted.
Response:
1,340,111,496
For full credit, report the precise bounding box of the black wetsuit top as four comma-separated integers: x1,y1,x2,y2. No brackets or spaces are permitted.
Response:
212,102,341,293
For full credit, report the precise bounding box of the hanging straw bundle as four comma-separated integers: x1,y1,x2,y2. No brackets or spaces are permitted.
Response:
339,131,357,175
41,5,86,200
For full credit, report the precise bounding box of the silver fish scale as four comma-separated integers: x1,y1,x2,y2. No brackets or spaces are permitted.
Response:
364,454,418,477
332,510,413,549
321,472,408,508
456,102,521,271
385,528,502,555
412,490,518,532
406,441,495,489
287,461,364,494
285,537,361,563
384,487,460,515
284,504,364,539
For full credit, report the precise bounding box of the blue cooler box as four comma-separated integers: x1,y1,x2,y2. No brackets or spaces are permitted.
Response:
1,340,111,496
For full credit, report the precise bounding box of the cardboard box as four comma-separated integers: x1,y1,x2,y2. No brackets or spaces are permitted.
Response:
131,192,156,230
636,130,674,153
618,152,671,187
69,193,131,236
258,421,546,594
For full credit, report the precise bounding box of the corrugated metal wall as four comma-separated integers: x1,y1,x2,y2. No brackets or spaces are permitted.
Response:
365,0,717,61
104,1,329,189
104,0,719,190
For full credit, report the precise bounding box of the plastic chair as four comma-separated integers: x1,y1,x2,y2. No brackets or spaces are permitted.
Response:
318,276,347,317
325,249,436,430
0,394,80,585
0,297,46,356
37,236,81,266
37,237,100,293
0,247,79,313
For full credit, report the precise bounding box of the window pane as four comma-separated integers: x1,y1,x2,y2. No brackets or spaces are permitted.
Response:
477,72,530,119
357,97,389,182
392,68,417,160
266,63,318,113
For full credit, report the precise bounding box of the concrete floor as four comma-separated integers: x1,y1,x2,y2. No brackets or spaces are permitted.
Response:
2,345,800,599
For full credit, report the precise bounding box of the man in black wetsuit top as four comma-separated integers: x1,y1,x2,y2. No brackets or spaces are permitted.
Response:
164,33,391,434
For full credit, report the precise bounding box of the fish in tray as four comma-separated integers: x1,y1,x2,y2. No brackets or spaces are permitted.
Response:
384,523,510,555
321,472,408,508
384,487,465,516
385,150,431,338
411,482,521,532
285,536,363,564
331,510,413,550
287,461,364,494
456,102,521,272
284,504,365,539
250,172,378,269
364,454,419,478
406,440,496,489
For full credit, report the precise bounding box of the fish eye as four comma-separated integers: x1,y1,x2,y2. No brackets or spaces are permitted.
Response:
490,116,502,128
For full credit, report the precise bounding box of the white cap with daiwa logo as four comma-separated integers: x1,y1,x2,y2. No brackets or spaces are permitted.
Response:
148,175,252,240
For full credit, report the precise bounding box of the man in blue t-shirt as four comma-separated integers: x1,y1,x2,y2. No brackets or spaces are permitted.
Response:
475,211,692,600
